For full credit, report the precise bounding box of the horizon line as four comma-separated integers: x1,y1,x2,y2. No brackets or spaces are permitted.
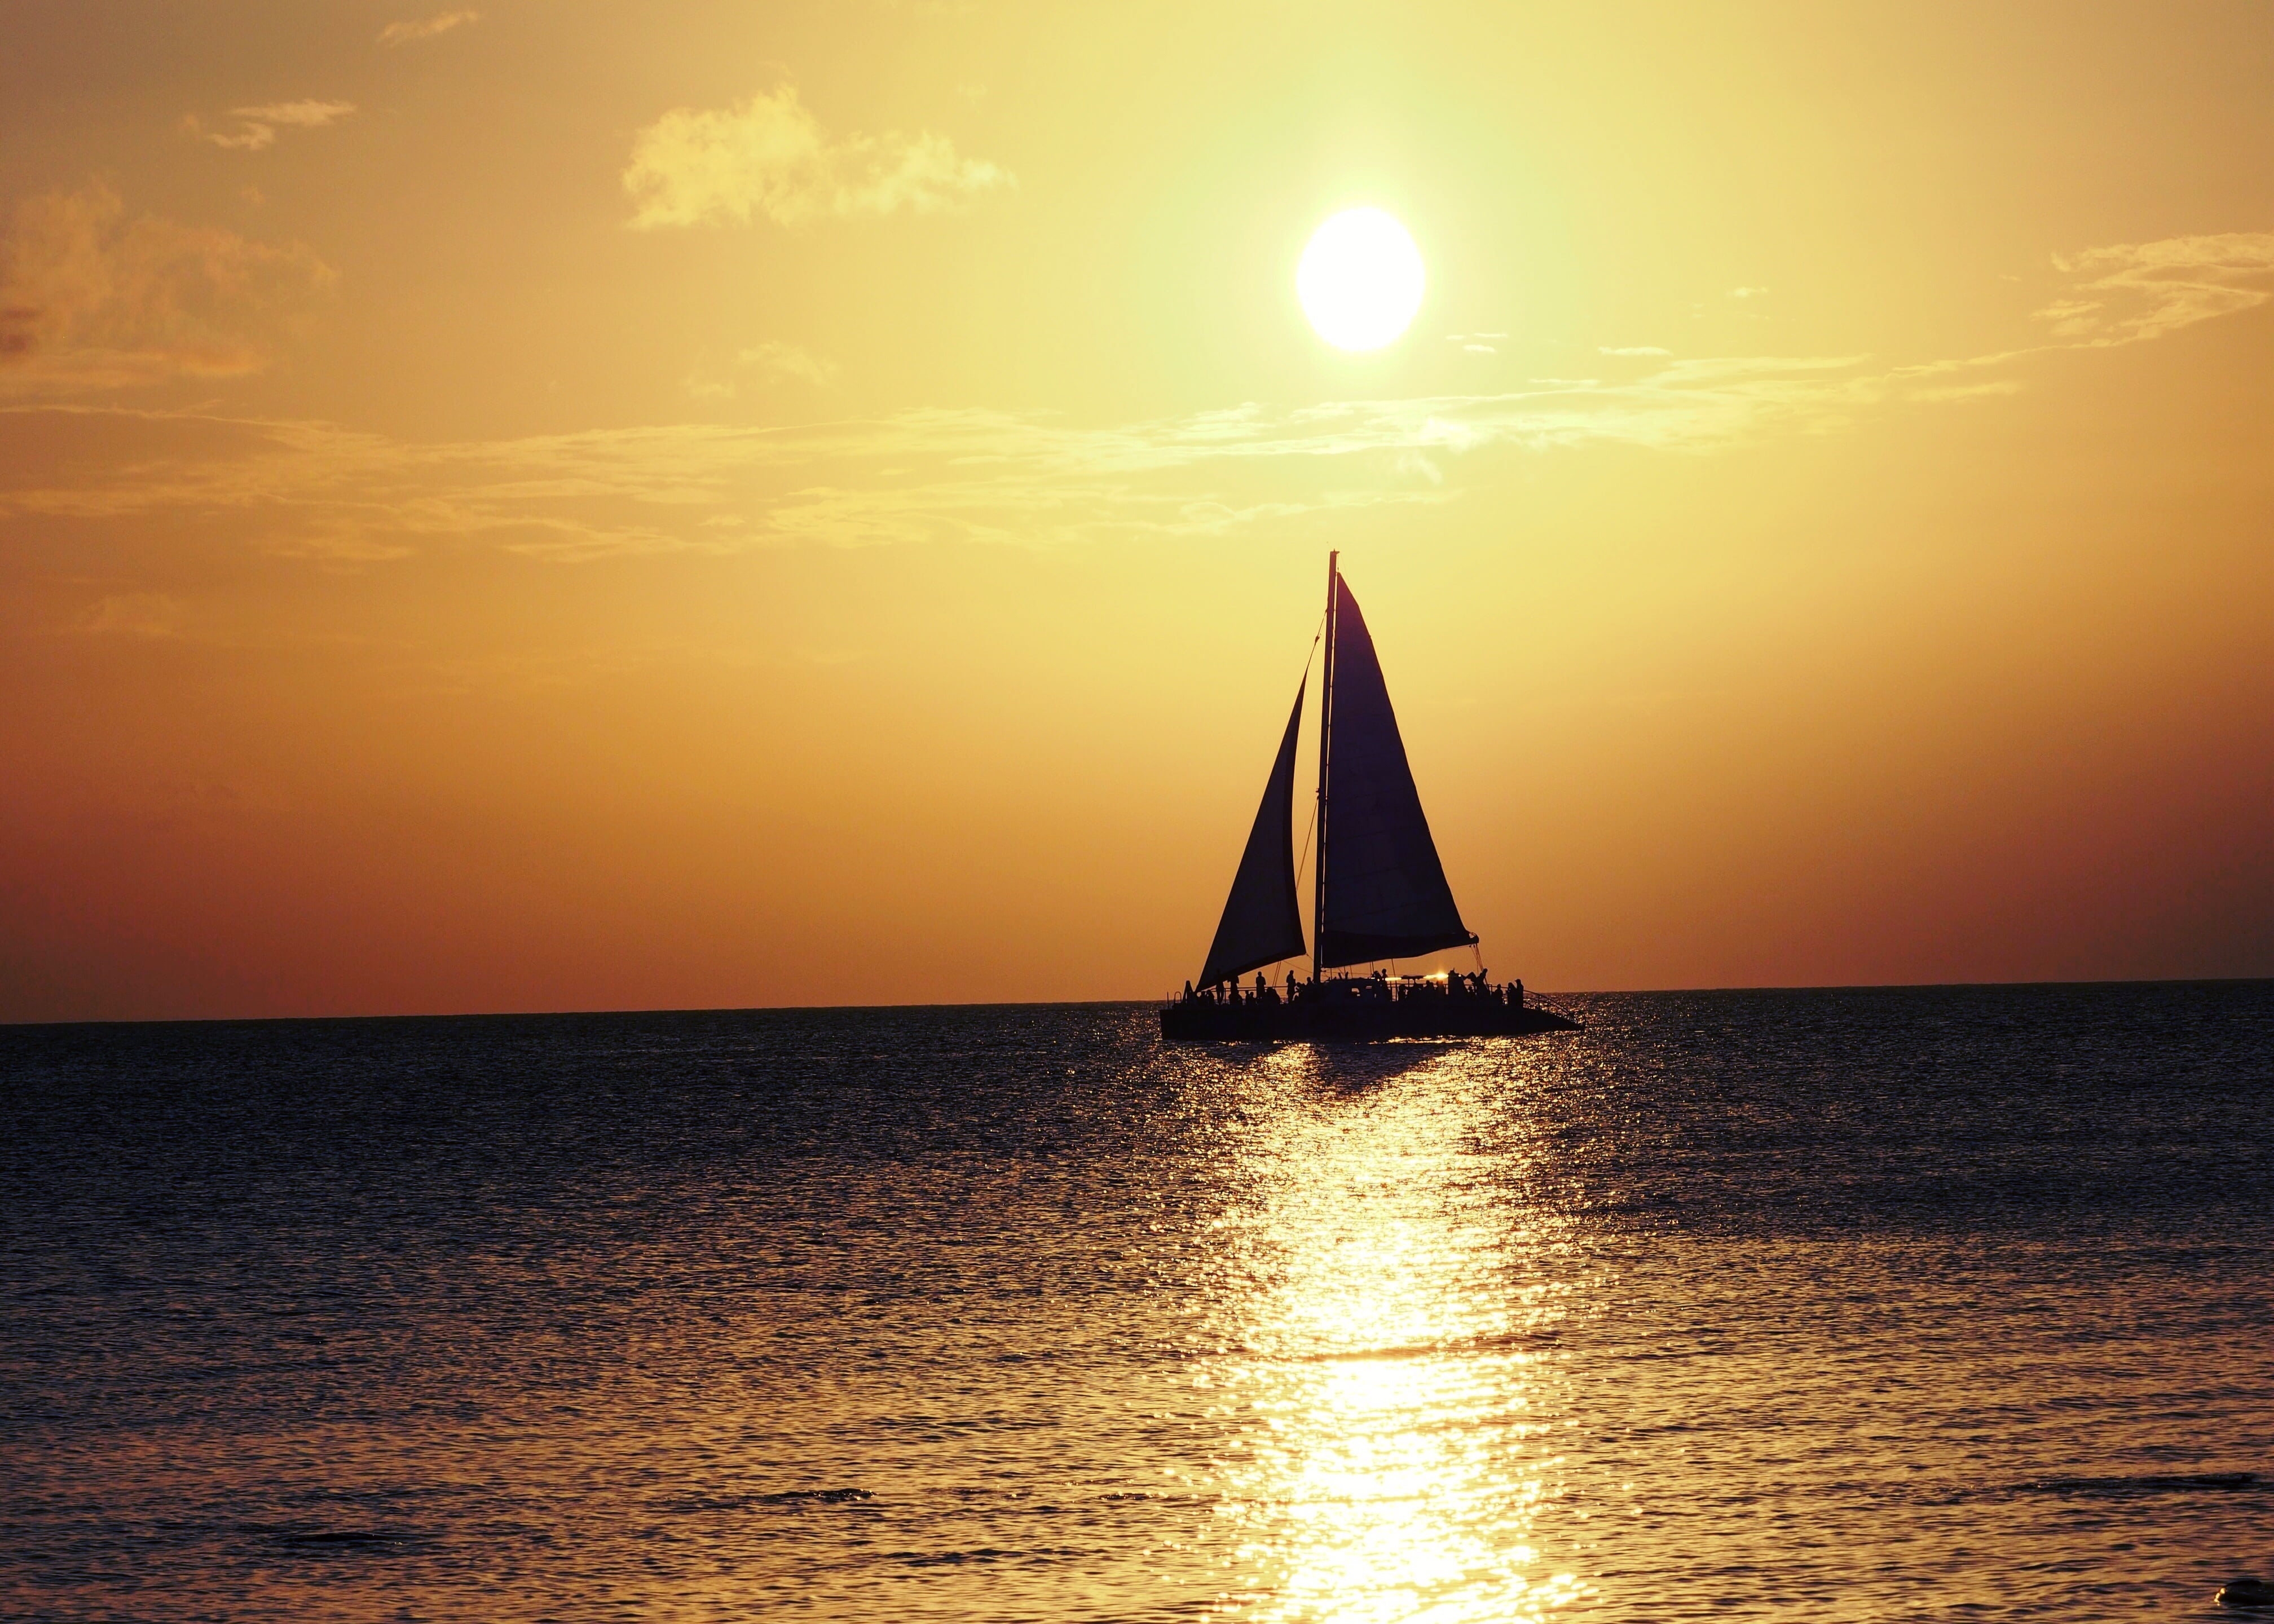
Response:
5,974,2267,1032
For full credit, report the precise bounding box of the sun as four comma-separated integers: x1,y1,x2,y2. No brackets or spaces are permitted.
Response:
1297,208,1426,351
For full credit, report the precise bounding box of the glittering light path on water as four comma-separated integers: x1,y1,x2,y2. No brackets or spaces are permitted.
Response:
1176,1041,1590,1621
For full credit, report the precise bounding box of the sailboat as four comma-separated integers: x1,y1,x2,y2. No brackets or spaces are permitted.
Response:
1161,553,1577,1042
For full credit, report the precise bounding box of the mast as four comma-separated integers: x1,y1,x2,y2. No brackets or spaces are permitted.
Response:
1312,550,1337,983
1311,573,1478,970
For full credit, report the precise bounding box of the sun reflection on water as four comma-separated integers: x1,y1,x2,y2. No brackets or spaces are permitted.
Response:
1192,1042,1589,1622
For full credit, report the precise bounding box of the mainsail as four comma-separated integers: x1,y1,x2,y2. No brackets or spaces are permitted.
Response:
1318,576,1476,968
1197,681,1308,987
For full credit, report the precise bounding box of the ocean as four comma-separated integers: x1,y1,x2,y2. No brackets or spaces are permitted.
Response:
3,981,2270,1622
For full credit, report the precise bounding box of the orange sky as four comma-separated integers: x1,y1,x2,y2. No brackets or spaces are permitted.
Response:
4,1,2271,1021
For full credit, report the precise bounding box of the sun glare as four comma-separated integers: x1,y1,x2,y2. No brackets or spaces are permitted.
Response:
1297,208,1426,351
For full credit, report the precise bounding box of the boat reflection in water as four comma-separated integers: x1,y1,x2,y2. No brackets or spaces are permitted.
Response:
1180,1040,1590,1622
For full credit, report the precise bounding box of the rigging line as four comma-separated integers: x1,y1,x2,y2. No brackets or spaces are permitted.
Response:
1297,615,1325,685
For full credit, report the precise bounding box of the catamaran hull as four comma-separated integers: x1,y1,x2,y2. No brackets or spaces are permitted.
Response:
1158,1000,1579,1042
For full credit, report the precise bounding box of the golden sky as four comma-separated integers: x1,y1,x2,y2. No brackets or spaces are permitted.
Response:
4,1,2271,1020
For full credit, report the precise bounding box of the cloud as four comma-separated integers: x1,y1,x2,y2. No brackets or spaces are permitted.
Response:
0,182,334,394
10,224,2271,561
1728,286,1769,299
742,341,838,386
0,359,1883,561
184,100,356,152
686,339,840,398
378,10,479,45
623,86,1013,228
2038,232,2274,346
1600,345,1672,356
79,592,184,637
183,117,276,153
236,101,356,128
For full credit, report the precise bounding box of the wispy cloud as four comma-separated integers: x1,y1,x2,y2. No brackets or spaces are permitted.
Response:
0,182,334,393
183,100,356,152
236,101,356,128
2037,232,2274,346
78,592,185,637
0,359,1884,560
8,224,2268,560
623,85,1013,229
378,10,479,46
1600,345,1672,356
686,339,840,399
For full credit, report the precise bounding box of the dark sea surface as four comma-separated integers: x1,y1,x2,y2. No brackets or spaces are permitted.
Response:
3,982,2272,1622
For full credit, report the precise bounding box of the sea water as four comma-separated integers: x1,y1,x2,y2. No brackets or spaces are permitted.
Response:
3,982,2270,1622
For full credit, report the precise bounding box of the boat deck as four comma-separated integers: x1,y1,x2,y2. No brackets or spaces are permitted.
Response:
1160,993,1578,1042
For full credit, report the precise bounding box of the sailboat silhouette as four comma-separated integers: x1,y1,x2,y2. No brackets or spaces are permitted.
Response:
1162,553,1577,1042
